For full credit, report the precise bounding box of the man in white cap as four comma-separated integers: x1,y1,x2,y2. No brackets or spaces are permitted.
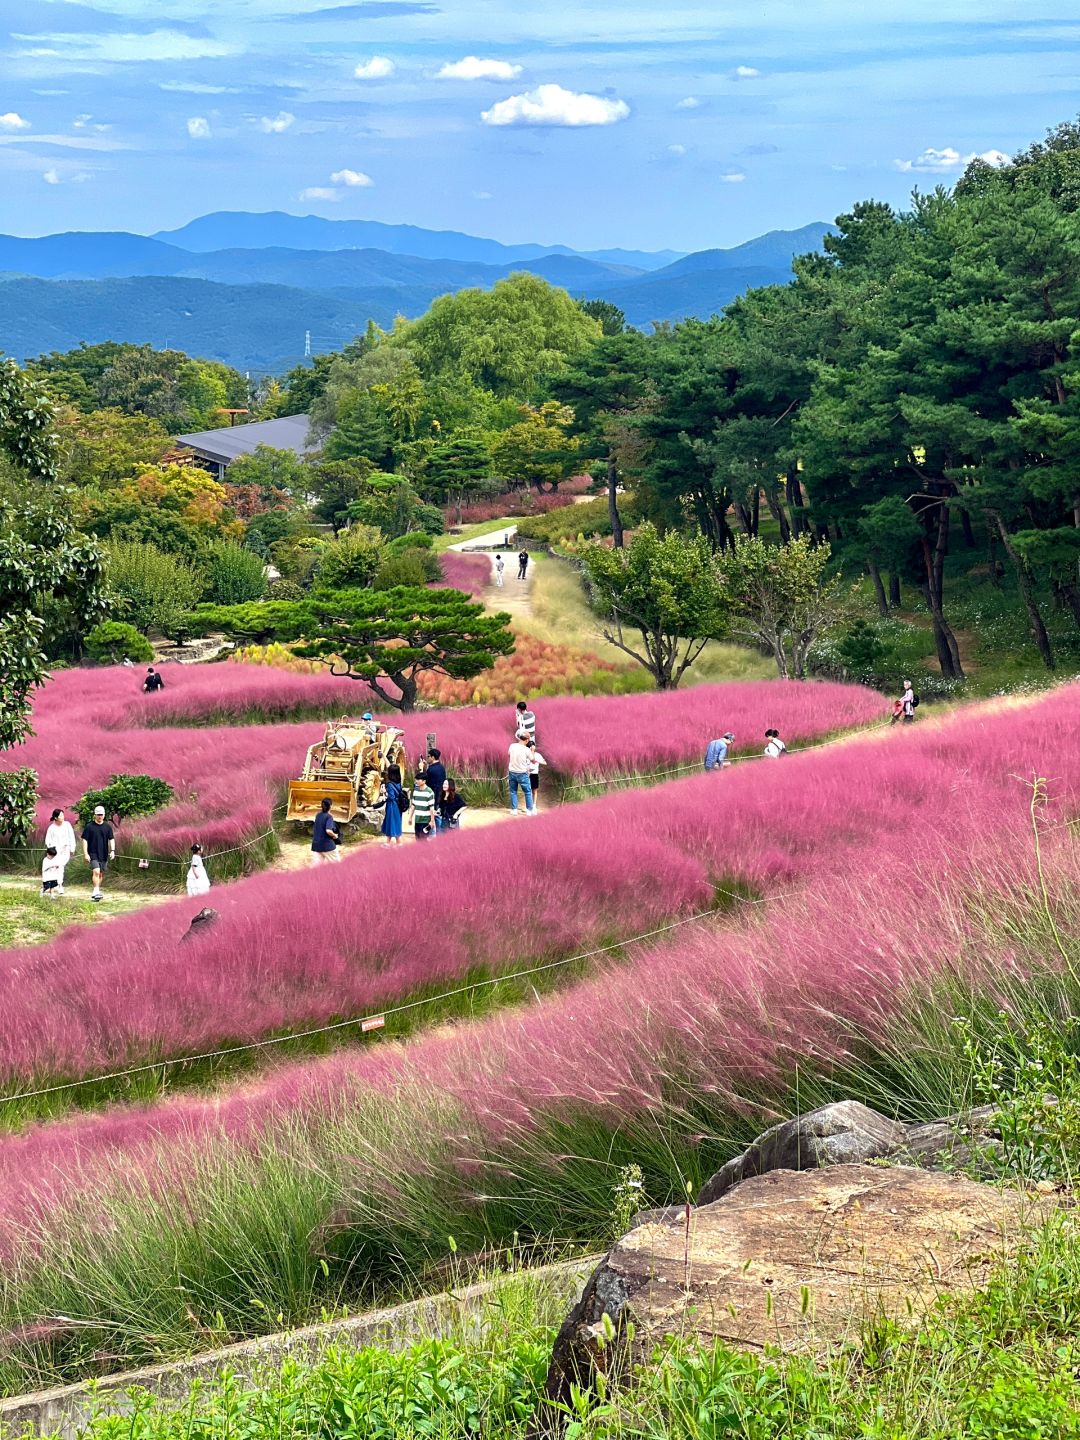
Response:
81,804,116,901
703,732,735,772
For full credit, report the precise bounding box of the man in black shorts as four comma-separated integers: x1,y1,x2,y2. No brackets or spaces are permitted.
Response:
81,804,116,901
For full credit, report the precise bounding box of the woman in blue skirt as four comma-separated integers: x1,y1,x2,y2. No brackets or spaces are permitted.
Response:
380,763,405,846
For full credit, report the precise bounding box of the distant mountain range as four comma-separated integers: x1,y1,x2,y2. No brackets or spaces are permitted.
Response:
0,215,834,373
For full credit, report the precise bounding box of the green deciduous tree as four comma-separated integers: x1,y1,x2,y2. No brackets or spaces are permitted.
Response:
104,540,203,638
579,522,727,689
491,401,581,493
715,534,840,679
205,540,267,605
197,588,514,712
313,525,384,591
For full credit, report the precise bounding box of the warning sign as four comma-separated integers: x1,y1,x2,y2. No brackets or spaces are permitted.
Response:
361,1015,386,1033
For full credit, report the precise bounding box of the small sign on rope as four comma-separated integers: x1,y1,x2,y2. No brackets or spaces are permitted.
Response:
361,1015,386,1033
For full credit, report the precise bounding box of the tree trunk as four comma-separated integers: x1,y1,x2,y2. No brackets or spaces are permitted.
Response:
764,482,791,543
991,513,1055,670
868,559,888,618
919,500,964,678
751,486,760,538
786,463,805,538
606,453,624,548
959,506,975,549
1052,577,1080,629
733,500,753,536
888,572,902,609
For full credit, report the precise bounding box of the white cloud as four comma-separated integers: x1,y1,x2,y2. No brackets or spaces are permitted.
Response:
895,145,1010,174
14,30,236,63
676,96,701,109
0,113,31,131
186,115,212,139
259,111,295,133
330,168,373,187
719,170,746,183
354,56,395,79
732,65,760,78
481,83,629,128
160,81,236,95
300,186,340,201
438,56,522,81
73,113,110,132
667,143,687,156
43,167,60,184
42,165,91,185
472,189,493,200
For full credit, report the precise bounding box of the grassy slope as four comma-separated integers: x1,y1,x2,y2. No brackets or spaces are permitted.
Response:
0,878,152,948
34,1215,1080,1439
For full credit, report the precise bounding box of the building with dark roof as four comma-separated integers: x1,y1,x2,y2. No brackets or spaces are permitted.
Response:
176,414,315,479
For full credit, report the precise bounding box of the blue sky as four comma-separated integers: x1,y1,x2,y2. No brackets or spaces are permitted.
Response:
1,2,1077,251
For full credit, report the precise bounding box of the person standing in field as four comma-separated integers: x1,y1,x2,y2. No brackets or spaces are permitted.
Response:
515,700,536,744
380,763,405,846
411,773,436,839
764,728,787,758
186,842,211,896
494,554,505,588
310,797,341,865
526,738,548,808
142,666,164,693
704,732,735,772
41,846,63,898
900,679,917,724
45,807,76,894
517,547,530,580
437,779,467,833
81,803,115,901
422,747,446,800
508,733,535,814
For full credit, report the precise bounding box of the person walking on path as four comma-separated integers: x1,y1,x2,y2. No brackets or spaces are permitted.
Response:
494,554,505,588
45,807,76,894
379,764,406,846
526,739,548,808
508,734,535,814
764,728,787,759
704,732,735,772
517,547,530,581
81,804,115,901
515,700,536,744
437,779,467,833
310,797,341,866
411,773,436,839
900,679,917,724
41,846,63,898
422,748,446,800
142,666,164,693
186,842,211,896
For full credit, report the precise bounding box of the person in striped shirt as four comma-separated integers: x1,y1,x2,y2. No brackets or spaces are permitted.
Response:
411,773,436,839
515,700,536,743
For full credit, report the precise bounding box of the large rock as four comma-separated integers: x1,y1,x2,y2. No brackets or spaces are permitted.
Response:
541,1164,1043,1431
698,1101,908,1204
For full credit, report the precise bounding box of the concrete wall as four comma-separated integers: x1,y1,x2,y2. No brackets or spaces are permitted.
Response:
1,1258,595,1439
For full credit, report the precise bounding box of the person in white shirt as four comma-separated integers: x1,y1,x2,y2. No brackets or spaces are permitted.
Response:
526,739,548,808
45,807,76,895
186,843,211,897
900,680,916,723
763,728,787,759
507,737,535,813
41,846,63,897
494,554,505,588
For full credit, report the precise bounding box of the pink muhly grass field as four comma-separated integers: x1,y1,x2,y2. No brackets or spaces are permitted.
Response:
2,665,886,858
0,681,1068,1110
432,551,491,600
0,685,1077,1236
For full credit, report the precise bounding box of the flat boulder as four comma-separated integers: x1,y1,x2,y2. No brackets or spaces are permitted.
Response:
542,1164,1044,1429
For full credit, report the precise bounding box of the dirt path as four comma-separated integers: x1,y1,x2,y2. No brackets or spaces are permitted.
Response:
447,521,537,619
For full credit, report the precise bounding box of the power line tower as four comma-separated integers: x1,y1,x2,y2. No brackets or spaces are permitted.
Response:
304,329,312,359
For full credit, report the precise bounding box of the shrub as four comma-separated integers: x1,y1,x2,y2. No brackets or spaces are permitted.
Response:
204,541,267,606
104,540,203,637
84,621,153,665
0,767,37,846
371,551,430,589
75,773,173,824
516,494,636,545
313,525,383,592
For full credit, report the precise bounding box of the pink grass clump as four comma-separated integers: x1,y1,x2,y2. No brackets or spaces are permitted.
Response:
432,551,491,600
0,685,1077,1237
